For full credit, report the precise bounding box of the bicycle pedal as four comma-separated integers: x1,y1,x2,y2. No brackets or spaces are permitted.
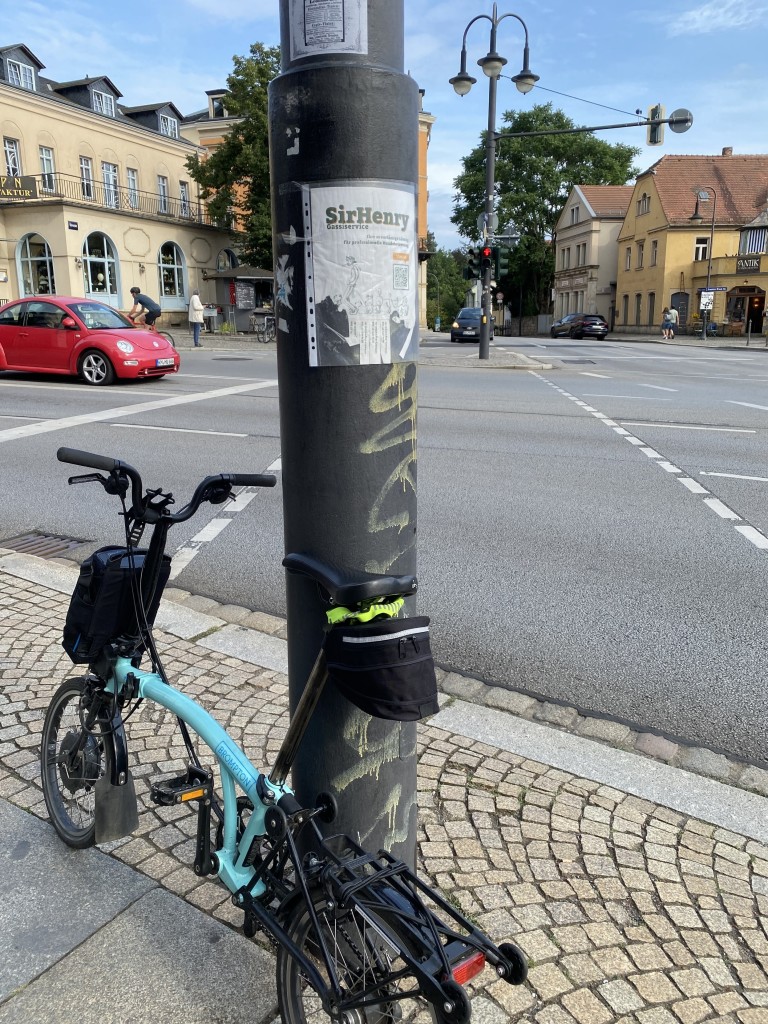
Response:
150,765,212,806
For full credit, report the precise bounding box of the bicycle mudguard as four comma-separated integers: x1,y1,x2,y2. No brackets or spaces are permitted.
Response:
94,770,138,843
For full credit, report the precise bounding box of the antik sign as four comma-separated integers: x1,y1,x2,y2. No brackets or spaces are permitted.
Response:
736,255,761,273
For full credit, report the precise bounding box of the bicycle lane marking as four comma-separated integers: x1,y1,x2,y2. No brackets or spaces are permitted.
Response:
528,370,768,555
0,379,278,444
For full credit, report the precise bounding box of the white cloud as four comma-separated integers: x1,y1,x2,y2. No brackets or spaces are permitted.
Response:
668,0,768,35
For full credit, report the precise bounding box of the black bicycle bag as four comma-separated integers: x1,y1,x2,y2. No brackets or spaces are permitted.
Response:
62,546,171,664
323,616,439,722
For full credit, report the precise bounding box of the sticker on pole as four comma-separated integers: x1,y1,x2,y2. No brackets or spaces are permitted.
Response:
303,181,419,367
289,0,368,59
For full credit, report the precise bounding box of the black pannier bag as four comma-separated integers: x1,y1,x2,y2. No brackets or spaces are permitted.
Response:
323,616,439,722
62,546,171,664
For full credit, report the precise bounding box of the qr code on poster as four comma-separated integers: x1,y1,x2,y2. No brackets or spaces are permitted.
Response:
392,265,409,290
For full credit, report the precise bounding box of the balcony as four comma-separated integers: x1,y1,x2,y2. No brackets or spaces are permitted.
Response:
1,173,231,229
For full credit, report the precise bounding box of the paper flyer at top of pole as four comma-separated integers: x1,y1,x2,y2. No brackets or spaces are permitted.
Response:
303,182,418,367
289,0,368,59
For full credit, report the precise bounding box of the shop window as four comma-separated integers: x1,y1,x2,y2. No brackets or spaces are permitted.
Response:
82,232,118,302
158,241,186,300
18,233,56,296
216,248,239,271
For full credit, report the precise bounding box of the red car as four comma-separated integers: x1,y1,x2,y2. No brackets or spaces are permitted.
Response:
0,296,180,385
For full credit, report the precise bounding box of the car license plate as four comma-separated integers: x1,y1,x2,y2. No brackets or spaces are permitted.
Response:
463,329,474,335
156,357,174,367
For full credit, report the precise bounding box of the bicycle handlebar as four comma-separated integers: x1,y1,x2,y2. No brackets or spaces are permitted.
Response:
58,447,119,473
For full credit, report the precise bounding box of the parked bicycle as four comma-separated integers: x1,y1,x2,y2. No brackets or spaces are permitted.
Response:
250,312,276,343
41,448,527,1024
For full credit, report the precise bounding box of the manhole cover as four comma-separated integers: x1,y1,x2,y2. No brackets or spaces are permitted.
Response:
2,533,87,557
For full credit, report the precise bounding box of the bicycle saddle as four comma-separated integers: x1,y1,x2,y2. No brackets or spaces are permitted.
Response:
283,552,417,605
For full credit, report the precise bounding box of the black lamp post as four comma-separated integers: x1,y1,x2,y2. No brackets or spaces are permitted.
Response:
689,186,717,338
450,3,538,360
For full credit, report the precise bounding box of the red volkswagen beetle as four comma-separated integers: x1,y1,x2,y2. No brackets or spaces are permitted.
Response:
0,296,180,385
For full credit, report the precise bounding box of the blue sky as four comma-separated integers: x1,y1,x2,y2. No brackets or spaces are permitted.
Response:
12,0,768,248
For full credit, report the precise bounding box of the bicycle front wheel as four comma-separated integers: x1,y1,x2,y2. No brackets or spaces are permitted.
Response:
276,893,430,1024
40,677,116,848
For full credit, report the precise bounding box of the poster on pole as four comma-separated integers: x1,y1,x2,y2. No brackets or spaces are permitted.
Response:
289,0,368,59
303,181,418,367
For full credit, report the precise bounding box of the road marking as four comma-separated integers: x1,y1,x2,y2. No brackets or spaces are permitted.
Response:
658,462,682,473
700,472,768,482
579,372,611,378
581,394,671,401
0,380,178,395
735,525,768,550
0,414,40,421
190,518,232,543
112,423,248,438
625,437,645,445
703,498,741,520
620,422,756,433
679,478,709,494
727,401,768,411
267,457,282,472
640,447,662,457
635,383,679,392
0,379,278,443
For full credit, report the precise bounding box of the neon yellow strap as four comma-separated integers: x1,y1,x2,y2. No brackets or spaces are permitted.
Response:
326,596,404,625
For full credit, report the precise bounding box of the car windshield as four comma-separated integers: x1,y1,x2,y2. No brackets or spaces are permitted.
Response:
66,302,133,330
458,308,481,319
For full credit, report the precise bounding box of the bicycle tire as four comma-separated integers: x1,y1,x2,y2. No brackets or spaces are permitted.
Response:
40,677,116,849
157,330,176,349
276,891,430,1024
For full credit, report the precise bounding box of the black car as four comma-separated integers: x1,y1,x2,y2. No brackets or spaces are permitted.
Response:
450,307,494,343
550,313,609,340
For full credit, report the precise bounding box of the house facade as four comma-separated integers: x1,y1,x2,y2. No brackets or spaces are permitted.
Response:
615,149,768,334
553,185,634,325
0,43,237,322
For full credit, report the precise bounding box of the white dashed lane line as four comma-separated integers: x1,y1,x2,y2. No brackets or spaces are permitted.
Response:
530,371,768,554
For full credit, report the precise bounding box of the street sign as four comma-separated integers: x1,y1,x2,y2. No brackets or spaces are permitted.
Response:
699,291,714,310
668,108,694,133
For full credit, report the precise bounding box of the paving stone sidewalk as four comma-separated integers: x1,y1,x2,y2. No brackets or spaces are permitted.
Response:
1,563,767,1024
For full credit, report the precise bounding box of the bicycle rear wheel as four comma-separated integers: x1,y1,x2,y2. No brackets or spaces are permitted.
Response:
40,677,116,848
276,893,433,1024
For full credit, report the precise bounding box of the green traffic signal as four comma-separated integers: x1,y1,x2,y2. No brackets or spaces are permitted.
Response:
494,246,510,279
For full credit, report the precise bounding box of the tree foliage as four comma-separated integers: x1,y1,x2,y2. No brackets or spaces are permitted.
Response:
452,103,640,312
185,43,280,269
424,233,471,328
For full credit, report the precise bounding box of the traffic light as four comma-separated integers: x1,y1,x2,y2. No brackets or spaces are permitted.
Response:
646,103,665,146
494,246,510,279
480,245,493,276
464,246,481,279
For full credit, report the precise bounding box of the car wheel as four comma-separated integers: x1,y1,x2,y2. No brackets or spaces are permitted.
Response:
550,329,557,338
79,350,115,386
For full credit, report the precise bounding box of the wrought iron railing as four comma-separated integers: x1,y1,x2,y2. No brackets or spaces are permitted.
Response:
4,173,231,229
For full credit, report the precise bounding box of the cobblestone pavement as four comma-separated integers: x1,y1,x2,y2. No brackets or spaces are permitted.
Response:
2,561,768,1024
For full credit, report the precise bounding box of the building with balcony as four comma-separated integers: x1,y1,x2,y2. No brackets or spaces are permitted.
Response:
615,149,768,335
554,185,634,326
0,43,238,320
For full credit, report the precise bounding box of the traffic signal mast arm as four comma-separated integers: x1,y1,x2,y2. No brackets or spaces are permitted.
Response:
494,108,692,145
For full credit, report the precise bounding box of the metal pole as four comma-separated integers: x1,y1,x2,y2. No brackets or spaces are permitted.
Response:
270,0,419,864
480,57,497,360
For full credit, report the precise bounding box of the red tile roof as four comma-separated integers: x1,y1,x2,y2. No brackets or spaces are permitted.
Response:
642,153,768,225
579,185,634,217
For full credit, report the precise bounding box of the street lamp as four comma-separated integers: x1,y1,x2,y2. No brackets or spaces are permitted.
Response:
450,3,538,359
689,186,717,338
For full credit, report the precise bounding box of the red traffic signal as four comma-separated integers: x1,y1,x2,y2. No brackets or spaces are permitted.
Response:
481,245,493,273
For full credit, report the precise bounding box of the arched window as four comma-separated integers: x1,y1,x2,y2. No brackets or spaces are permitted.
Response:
82,232,119,306
18,233,56,296
158,241,186,306
216,248,239,271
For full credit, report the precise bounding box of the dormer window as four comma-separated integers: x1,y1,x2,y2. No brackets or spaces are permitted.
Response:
160,114,178,138
93,89,115,117
7,59,34,90
210,94,228,118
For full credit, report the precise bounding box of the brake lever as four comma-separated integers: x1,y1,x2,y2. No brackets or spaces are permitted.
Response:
68,472,108,486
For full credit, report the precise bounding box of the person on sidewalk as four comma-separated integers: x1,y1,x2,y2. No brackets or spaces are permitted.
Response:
661,307,673,339
667,306,679,338
188,290,205,347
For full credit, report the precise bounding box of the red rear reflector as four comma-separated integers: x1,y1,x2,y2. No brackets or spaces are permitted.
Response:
452,951,486,986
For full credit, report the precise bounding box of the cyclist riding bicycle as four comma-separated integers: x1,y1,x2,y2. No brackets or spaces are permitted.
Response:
128,286,161,327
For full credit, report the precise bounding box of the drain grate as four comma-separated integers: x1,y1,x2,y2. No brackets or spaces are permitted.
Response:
2,532,87,557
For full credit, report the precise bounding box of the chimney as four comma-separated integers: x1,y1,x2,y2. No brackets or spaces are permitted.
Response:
722,146,733,157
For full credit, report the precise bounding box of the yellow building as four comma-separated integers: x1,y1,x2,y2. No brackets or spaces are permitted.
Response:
616,149,768,335
417,91,435,329
0,43,237,323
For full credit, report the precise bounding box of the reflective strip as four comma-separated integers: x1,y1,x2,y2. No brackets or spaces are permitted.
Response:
341,626,429,645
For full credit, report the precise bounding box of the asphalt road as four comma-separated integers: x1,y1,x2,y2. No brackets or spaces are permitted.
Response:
1,336,766,764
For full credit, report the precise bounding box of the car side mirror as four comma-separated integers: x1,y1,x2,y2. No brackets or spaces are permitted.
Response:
61,316,78,329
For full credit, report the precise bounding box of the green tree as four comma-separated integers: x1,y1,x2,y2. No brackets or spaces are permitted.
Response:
425,234,471,329
452,103,640,312
185,43,280,269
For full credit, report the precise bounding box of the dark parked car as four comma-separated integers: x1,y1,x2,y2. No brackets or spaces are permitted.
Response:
550,313,609,340
0,296,179,385
450,307,494,343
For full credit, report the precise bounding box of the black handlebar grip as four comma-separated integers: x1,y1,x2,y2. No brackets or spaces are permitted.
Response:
57,447,119,473
229,474,277,488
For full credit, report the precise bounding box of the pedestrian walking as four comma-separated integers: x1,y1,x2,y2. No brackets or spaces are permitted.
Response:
188,289,205,347
661,307,673,339
667,306,679,338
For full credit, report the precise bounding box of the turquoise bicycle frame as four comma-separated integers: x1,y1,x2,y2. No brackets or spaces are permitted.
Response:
108,655,292,896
